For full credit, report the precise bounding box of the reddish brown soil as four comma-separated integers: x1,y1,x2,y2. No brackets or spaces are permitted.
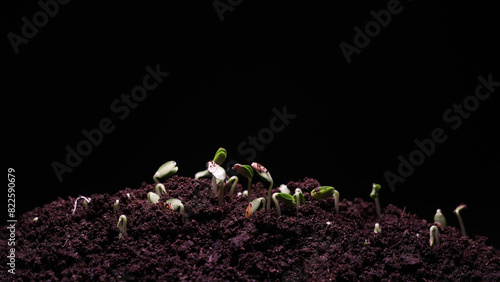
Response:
1,176,499,280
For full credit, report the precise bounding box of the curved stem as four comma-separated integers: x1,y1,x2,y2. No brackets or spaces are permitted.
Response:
430,225,440,246
272,193,281,216
333,190,340,214
227,176,239,195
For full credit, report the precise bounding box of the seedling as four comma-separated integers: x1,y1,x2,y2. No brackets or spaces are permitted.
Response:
370,183,382,217
225,176,239,196
272,192,296,216
147,192,160,204
434,209,447,227
311,186,340,214
233,164,254,199
294,188,305,210
245,197,266,218
194,147,227,180
117,215,127,239
213,147,227,165
153,161,178,183
113,200,119,211
72,196,91,215
252,162,274,211
166,198,185,214
453,204,467,237
207,160,227,206
278,184,290,194
429,225,440,247
374,223,381,233
156,183,167,195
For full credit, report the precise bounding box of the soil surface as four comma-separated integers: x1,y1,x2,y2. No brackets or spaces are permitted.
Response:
1,176,499,281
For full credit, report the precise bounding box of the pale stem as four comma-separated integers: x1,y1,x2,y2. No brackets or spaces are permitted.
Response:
430,225,440,246
456,212,466,237
218,180,225,207
227,176,239,195
333,190,340,214
374,197,381,217
266,181,274,211
272,193,281,216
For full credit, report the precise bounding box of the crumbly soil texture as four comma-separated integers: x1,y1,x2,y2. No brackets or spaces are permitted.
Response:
1,176,499,281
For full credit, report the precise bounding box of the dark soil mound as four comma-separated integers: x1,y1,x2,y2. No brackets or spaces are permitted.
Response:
1,176,499,280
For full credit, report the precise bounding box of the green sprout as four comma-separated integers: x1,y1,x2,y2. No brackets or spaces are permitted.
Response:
311,186,340,214
370,183,382,217
453,204,467,237
113,200,119,211
294,188,305,210
233,164,254,199
434,209,447,227
272,192,296,216
245,197,266,218
252,162,274,211
147,192,160,204
374,223,381,233
213,147,227,165
207,160,227,206
117,215,127,239
153,161,178,183
166,198,185,214
156,183,167,195
429,225,440,247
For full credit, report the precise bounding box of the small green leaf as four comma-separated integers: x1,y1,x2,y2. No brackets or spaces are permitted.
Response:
154,161,178,182
233,164,254,178
311,186,335,200
207,161,226,181
370,183,381,199
213,147,227,165
148,192,160,204
275,193,296,207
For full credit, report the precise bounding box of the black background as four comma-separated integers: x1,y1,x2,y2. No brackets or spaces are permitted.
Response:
3,1,499,248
